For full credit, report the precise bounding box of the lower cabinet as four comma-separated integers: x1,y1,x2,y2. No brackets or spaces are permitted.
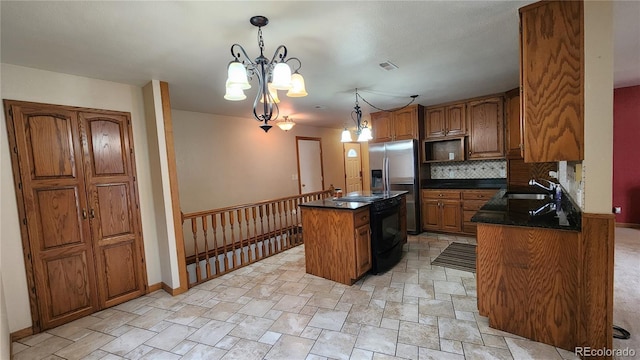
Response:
422,190,462,233
422,189,497,235
301,206,372,285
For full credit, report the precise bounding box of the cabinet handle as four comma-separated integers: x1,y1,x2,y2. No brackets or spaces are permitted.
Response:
82,209,87,219
469,151,472,155
90,209,95,219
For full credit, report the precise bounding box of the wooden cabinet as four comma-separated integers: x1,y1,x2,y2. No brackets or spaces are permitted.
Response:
4,100,147,331
520,1,584,162
422,190,461,232
467,96,505,159
477,223,580,350
371,104,423,143
425,102,466,139
462,190,498,234
301,206,371,285
505,88,523,159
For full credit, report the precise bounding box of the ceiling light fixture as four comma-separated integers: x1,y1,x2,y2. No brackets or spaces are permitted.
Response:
276,115,296,132
224,15,308,132
341,89,418,143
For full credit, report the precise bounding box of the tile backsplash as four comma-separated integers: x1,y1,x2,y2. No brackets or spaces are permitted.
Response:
431,159,507,179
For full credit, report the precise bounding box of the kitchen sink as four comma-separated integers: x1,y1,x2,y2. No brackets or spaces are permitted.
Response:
503,192,551,200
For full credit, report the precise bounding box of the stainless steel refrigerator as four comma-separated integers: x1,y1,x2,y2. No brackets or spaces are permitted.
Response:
369,139,420,234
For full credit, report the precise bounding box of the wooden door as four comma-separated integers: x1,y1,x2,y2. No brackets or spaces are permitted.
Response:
80,112,147,308
422,199,440,230
445,103,467,137
392,106,417,140
425,107,446,138
354,224,371,278
370,111,393,143
343,142,363,193
468,97,505,159
441,200,461,232
5,102,99,330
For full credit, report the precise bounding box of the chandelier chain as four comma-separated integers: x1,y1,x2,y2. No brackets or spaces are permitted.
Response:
356,90,418,113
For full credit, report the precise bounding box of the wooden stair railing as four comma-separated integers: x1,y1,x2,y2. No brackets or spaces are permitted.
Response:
182,190,332,287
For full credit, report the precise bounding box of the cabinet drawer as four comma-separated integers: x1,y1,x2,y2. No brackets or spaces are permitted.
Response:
463,210,478,222
422,190,461,200
463,200,487,211
354,209,370,228
462,190,497,200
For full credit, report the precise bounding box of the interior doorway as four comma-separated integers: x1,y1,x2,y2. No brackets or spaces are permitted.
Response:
343,142,363,193
296,137,324,194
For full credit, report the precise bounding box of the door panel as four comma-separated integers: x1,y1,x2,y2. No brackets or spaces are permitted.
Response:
80,111,146,308
296,138,324,194
9,103,98,330
344,143,363,193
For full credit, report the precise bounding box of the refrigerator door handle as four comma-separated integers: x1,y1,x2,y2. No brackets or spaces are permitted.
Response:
383,156,390,192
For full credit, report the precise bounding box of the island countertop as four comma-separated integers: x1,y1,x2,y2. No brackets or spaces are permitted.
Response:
299,190,407,210
471,187,581,231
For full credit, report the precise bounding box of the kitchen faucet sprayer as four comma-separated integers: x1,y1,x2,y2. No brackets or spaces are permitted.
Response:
529,178,559,192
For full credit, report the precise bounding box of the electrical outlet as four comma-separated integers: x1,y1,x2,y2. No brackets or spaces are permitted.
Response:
448,170,455,178
613,206,622,214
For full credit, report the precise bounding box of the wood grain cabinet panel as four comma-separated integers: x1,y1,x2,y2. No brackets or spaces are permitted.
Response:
371,104,423,143
422,190,461,232
468,96,505,159
301,206,371,285
424,103,466,139
505,88,523,159
520,1,584,162
4,100,147,331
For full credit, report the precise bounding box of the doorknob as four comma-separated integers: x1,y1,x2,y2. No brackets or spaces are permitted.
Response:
302,184,306,187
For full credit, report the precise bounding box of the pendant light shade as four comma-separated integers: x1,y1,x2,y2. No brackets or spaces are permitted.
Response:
226,61,251,90
276,115,296,131
260,83,280,104
286,73,308,97
358,127,373,142
224,80,247,101
341,128,353,142
271,62,293,90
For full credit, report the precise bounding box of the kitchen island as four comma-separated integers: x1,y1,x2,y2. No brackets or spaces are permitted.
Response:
299,191,407,285
472,187,612,353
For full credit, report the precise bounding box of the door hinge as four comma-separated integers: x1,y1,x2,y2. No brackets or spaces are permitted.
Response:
8,108,13,117
130,148,133,154
13,147,18,154
133,176,136,182
22,218,27,226
18,182,22,190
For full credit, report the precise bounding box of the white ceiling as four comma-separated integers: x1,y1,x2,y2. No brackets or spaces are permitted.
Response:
1,1,638,129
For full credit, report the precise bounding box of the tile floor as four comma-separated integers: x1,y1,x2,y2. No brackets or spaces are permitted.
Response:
10,232,598,359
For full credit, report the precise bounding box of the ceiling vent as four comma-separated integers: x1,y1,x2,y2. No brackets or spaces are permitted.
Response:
379,61,399,71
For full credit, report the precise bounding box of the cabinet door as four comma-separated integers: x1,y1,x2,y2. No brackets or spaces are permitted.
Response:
468,97,505,159
505,89,523,159
80,112,147,308
370,111,393,143
6,102,99,330
422,199,441,230
354,224,372,278
445,103,467,136
393,106,418,140
441,200,461,232
521,1,583,162
425,107,446,139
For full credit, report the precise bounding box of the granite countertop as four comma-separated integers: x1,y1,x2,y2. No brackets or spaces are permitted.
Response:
299,190,407,210
422,178,506,189
471,187,581,231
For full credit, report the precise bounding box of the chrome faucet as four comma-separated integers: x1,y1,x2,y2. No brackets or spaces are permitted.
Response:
528,179,559,192
528,202,557,216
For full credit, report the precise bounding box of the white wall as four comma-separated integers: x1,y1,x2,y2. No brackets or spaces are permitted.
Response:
583,1,614,214
172,110,345,213
0,64,162,332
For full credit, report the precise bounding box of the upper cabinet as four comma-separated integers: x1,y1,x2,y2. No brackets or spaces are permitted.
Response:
425,102,466,139
505,88,523,159
371,104,424,143
520,1,584,162
468,96,505,159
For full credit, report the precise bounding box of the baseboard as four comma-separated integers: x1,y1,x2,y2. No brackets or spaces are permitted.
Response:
147,282,163,293
161,282,188,296
10,326,33,343
615,222,640,229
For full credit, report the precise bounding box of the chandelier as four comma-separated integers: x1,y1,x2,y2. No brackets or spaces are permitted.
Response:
341,89,418,142
276,115,296,132
224,15,308,132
